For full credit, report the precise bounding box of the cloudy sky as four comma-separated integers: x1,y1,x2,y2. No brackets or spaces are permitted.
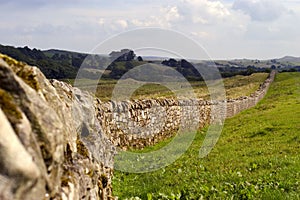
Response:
1,0,300,59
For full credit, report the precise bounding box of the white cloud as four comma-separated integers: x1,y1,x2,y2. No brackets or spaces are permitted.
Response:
163,6,181,22
191,31,211,38
1,0,300,59
98,18,105,26
192,16,209,25
131,19,147,27
233,0,288,21
115,19,128,29
181,0,231,22
129,6,182,28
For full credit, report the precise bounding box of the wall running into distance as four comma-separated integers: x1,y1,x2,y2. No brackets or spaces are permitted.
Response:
95,71,276,150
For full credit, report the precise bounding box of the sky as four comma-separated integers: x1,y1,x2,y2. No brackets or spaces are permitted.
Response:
1,0,300,59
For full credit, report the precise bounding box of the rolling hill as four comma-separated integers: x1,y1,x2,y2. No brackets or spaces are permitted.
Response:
0,44,299,81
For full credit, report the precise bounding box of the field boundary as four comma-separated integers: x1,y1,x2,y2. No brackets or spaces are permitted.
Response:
96,71,276,149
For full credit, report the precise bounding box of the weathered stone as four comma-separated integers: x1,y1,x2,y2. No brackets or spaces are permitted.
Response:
0,54,115,200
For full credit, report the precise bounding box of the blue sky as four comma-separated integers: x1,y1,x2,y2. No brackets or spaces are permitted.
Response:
1,0,300,59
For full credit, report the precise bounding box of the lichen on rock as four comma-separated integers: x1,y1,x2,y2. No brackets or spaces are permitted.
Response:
0,54,115,200
0,88,22,127
0,53,40,91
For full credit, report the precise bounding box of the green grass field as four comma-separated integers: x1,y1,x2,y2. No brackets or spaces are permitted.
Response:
112,72,300,199
69,73,268,101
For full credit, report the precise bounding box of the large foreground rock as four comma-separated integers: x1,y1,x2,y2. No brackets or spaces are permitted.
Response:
0,54,115,200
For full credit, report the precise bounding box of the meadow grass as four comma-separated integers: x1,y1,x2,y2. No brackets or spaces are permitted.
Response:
112,72,300,199
68,73,268,101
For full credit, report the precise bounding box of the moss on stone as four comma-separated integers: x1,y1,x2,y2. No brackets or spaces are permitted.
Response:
0,53,40,91
0,88,22,127
76,139,89,158
61,170,74,187
16,68,40,91
0,53,25,68
86,168,94,177
98,174,108,189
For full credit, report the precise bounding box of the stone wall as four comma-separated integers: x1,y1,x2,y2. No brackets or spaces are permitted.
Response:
225,72,275,118
0,54,115,200
0,53,275,199
97,71,275,150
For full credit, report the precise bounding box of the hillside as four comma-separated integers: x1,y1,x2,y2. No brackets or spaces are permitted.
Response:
2,44,299,82
73,73,269,101
0,44,82,79
276,56,300,63
113,72,300,199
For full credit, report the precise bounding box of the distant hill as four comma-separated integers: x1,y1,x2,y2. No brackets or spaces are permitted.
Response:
142,56,170,61
0,44,85,79
0,44,298,80
276,56,300,63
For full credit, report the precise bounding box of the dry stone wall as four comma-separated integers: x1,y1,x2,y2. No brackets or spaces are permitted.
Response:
0,54,115,200
97,71,275,150
226,71,275,117
0,52,275,200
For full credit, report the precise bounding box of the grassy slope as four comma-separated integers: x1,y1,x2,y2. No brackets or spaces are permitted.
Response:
72,73,268,101
112,72,300,199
